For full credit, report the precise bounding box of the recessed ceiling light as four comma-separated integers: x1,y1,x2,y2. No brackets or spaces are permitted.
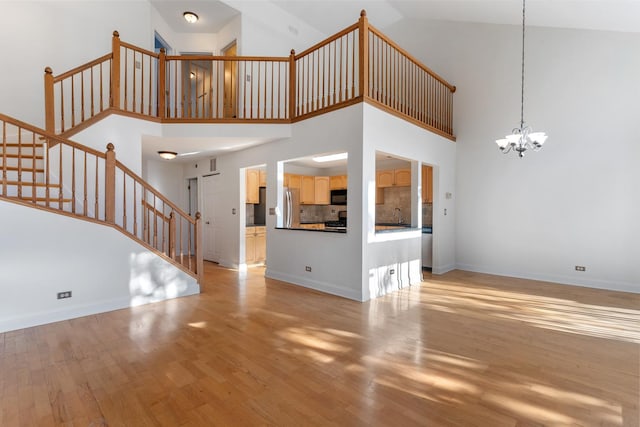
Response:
158,151,178,160
183,11,199,24
313,152,348,163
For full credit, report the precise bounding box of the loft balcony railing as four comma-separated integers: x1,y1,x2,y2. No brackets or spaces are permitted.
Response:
44,11,456,140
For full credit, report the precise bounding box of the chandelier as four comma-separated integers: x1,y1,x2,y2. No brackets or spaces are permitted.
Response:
495,0,548,157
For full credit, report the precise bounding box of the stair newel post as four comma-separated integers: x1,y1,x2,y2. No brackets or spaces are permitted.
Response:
358,10,369,98
168,211,176,259
158,48,166,119
44,67,55,134
105,143,116,224
288,49,296,120
111,31,121,110
195,212,203,283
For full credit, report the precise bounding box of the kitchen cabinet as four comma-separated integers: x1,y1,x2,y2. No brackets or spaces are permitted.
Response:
394,169,411,186
246,226,266,264
314,176,330,205
284,173,301,189
376,169,411,188
376,187,385,205
376,170,395,188
259,169,267,187
330,175,347,190
422,165,433,204
246,169,260,204
300,175,315,204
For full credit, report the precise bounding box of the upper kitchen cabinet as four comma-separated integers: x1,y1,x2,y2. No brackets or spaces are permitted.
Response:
394,169,411,186
300,175,315,204
376,168,411,188
315,176,330,205
376,170,395,188
330,175,347,190
422,165,433,204
284,173,301,189
259,169,267,187
246,169,260,204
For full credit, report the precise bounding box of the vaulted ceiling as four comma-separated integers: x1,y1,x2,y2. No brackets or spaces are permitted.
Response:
150,0,640,36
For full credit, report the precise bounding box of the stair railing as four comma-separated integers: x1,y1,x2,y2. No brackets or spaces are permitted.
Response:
1,113,202,282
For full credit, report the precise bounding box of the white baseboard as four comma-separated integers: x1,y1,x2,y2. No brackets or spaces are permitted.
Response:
265,269,362,301
455,263,640,294
0,282,200,334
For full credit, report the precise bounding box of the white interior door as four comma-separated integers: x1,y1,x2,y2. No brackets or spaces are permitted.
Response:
202,174,222,262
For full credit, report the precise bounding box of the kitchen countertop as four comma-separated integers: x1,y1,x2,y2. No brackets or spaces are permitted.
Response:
275,226,346,234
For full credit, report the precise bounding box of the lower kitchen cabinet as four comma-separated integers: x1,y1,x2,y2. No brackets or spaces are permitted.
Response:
246,226,266,264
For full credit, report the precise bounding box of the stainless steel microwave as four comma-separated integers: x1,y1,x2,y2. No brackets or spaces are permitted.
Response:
330,189,347,205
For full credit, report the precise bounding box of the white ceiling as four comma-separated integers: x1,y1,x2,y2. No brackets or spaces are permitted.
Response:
150,0,240,33
151,0,640,38
272,0,640,34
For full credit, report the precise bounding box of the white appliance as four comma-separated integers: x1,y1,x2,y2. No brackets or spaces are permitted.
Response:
283,187,300,228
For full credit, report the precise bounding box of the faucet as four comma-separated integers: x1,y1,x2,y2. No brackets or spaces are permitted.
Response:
394,208,403,224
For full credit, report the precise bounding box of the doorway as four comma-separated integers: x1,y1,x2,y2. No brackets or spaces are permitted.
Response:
202,174,222,263
187,178,198,217
154,32,171,116
421,164,434,270
222,41,238,118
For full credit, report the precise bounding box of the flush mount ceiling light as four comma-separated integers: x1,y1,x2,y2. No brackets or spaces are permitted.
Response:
313,152,348,163
158,151,178,160
495,0,548,158
183,11,199,24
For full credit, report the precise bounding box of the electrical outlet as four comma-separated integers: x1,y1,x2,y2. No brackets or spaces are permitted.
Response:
575,266,586,272
57,291,72,299
305,266,312,272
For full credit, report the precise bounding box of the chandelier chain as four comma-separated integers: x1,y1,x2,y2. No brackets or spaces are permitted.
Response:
520,0,526,129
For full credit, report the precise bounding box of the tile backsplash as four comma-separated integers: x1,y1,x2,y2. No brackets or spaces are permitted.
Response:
376,186,411,224
300,205,346,223
374,186,433,226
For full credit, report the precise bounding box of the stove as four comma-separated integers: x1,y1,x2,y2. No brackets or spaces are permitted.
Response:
325,210,347,228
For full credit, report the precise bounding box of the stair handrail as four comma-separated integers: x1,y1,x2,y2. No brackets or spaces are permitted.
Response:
0,113,202,282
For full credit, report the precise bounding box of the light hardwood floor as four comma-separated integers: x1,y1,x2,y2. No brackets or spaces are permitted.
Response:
1,264,639,426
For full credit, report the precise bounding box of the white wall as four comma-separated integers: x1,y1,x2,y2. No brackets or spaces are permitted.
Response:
223,0,326,56
143,159,185,208
0,200,199,333
73,114,162,176
0,1,154,127
362,103,457,300
385,19,640,292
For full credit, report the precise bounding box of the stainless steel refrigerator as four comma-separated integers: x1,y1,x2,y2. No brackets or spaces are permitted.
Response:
283,187,300,228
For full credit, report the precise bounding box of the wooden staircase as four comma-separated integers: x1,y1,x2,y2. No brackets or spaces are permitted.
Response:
1,113,203,282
